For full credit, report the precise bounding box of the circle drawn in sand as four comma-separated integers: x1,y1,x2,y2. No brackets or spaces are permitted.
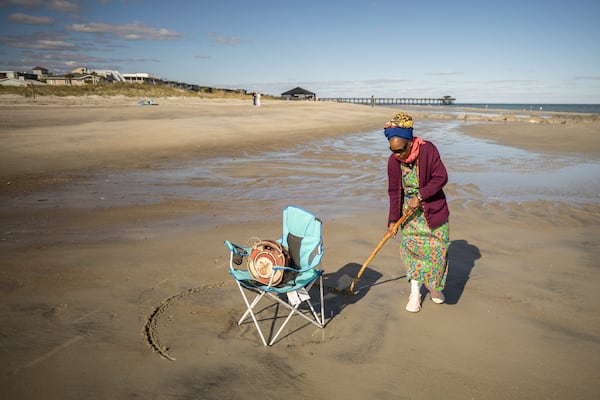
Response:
143,281,235,361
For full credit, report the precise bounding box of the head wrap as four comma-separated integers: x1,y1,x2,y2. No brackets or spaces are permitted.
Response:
384,112,414,140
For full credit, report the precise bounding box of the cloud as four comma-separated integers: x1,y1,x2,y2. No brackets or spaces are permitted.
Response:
0,31,76,50
66,21,181,41
8,12,55,25
194,54,210,59
22,50,159,64
424,71,464,76
0,0,42,7
206,32,245,45
0,0,80,12
488,79,537,84
96,0,141,4
47,0,80,12
574,76,600,81
362,78,410,84
2,50,160,74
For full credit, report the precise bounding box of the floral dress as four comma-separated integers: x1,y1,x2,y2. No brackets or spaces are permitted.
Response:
400,160,449,291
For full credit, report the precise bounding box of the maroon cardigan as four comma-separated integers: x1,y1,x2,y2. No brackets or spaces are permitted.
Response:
387,140,449,229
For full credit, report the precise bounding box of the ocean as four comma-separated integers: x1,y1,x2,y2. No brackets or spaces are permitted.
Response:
453,103,600,114
384,102,600,120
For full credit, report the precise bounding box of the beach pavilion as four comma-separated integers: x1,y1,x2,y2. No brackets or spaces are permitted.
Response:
281,87,316,100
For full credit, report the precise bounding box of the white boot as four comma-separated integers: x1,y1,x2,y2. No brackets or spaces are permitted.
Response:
430,289,445,304
426,284,445,304
405,280,422,313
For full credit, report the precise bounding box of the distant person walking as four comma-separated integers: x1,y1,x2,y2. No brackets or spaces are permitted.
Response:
384,112,450,313
252,92,257,106
256,92,261,107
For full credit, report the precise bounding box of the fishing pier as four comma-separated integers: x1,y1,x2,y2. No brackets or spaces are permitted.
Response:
319,95,455,106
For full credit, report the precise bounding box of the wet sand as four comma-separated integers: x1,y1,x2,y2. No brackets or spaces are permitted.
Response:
1,97,599,399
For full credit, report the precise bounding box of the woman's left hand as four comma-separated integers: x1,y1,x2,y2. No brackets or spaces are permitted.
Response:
408,196,421,209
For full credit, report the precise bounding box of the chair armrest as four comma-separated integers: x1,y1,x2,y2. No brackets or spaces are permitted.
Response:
224,240,250,256
272,265,299,272
294,264,321,273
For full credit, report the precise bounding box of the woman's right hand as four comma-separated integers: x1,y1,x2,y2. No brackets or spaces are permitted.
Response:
387,221,398,237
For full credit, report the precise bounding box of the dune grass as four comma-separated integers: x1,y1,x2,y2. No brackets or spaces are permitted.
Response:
0,82,276,99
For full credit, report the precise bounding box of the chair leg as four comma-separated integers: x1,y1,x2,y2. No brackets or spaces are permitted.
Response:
269,302,303,346
265,285,326,346
238,289,266,325
235,283,268,346
320,274,325,326
305,298,320,325
234,278,326,346
265,292,322,327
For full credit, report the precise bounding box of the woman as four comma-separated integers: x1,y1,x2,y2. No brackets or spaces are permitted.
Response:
384,112,450,313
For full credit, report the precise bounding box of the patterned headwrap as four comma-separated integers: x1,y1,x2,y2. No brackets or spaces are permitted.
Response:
384,112,414,140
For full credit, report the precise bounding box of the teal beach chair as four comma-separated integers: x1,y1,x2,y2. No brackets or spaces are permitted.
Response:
224,206,325,346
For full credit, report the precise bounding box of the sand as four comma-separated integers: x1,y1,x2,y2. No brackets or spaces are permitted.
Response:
1,96,599,399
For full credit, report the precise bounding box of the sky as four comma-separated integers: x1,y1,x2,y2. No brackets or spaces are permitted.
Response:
1,0,599,103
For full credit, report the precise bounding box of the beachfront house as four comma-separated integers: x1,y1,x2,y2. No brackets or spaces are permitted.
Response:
281,87,316,100
0,77,46,87
32,66,49,79
0,71,19,80
0,69,46,87
45,73,101,86
122,73,162,84
91,70,126,82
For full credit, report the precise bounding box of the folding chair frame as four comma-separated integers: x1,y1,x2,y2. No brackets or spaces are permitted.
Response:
225,206,326,346
230,252,325,346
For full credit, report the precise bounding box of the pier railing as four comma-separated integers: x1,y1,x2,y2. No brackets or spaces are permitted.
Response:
319,97,455,105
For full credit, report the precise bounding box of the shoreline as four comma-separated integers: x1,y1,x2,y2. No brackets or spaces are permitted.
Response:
2,97,599,187
461,121,600,159
1,99,397,182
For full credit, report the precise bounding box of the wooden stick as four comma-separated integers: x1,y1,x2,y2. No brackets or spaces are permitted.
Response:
348,208,414,293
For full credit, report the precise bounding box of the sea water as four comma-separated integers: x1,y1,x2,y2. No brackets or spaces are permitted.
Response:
454,103,600,114
419,120,600,203
11,119,599,221
382,103,600,120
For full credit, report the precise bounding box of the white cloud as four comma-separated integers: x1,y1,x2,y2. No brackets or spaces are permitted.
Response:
1,49,161,74
0,0,80,12
0,0,43,7
0,32,76,50
47,0,79,13
66,21,181,41
9,12,55,25
424,71,464,76
206,32,244,45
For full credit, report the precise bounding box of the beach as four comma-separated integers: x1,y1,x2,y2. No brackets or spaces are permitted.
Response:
1,96,599,399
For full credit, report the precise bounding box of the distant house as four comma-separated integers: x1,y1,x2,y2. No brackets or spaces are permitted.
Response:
0,68,45,86
32,66,49,78
1,70,38,81
0,70,18,79
92,70,126,82
70,67,90,74
0,77,46,87
45,73,100,86
281,87,316,100
122,72,162,84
